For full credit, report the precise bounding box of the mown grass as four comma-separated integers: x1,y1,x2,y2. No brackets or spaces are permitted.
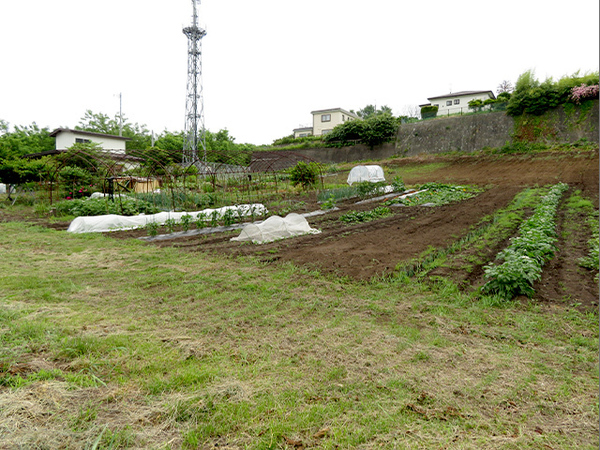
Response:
0,221,598,449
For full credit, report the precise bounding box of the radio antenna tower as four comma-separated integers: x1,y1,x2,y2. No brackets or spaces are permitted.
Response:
182,0,207,165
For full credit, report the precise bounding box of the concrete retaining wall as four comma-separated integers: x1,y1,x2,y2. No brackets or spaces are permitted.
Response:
254,101,598,165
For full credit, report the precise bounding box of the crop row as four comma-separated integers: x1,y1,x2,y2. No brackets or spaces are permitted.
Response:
481,182,569,300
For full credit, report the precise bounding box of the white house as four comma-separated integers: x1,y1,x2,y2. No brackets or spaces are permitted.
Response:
293,108,359,138
50,128,130,154
422,90,496,115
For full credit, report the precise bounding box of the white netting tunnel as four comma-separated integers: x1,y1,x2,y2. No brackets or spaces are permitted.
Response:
67,204,267,233
347,165,385,185
231,213,320,244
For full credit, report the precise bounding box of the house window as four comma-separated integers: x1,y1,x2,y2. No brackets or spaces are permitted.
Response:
321,129,333,135
446,100,452,106
75,138,91,144
299,133,309,137
321,114,331,122
454,99,460,105
434,104,439,108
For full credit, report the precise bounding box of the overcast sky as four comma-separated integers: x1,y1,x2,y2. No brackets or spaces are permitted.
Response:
0,0,598,145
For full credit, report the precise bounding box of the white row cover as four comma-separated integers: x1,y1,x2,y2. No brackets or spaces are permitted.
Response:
347,165,385,185
67,204,267,233
231,213,320,244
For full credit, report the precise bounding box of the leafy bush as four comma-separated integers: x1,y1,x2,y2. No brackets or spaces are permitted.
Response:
497,92,511,102
322,114,398,148
54,197,160,217
362,114,399,147
420,105,438,119
320,195,337,211
289,161,320,189
391,176,405,192
322,120,365,147
481,182,568,299
507,70,599,116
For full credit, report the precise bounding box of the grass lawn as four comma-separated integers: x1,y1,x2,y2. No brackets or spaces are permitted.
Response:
0,221,598,449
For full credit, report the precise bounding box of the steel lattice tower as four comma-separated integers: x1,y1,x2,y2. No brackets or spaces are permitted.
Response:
182,0,207,164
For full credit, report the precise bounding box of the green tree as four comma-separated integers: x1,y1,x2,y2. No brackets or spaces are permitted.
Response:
352,104,394,119
0,158,48,199
0,122,54,159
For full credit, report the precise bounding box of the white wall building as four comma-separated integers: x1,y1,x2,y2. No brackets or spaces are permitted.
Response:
423,90,496,116
312,108,359,136
50,128,130,154
293,108,359,138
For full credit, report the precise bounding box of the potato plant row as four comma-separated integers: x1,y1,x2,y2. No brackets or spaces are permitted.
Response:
481,182,569,300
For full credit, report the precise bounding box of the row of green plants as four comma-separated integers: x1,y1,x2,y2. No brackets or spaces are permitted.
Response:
339,206,392,224
481,182,569,300
146,206,267,236
393,187,543,281
383,182,482,207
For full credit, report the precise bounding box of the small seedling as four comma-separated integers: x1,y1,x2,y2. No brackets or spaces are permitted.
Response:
146,221,159,237
195,212,207,229
210,210,220,228
164,218,177,234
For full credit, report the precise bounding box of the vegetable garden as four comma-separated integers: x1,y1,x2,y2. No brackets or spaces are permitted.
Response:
138,149,598,308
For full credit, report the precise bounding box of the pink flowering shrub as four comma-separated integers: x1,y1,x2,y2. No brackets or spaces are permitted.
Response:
570,84,599,104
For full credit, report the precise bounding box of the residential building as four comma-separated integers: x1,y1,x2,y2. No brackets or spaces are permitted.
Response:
422,90,496,115
293,108,359,138
50,128,130,153
292,126,313,139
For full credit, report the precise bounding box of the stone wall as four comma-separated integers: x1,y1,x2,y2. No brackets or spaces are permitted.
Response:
253,101,599,165
395,112,514,157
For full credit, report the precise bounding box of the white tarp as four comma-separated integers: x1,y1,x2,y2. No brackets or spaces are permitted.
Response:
67,204,267,233
231,213,320,244
347,165,385,185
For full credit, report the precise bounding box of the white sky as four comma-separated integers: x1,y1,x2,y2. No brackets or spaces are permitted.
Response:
0,0,598,145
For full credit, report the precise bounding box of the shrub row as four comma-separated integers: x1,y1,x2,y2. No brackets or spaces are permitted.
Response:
506,70,599,116
481,182,569,300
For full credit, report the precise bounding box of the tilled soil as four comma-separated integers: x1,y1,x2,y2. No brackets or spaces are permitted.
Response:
139,150,599,308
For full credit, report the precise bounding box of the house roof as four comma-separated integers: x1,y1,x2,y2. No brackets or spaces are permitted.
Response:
310,108,359,118
427,90,496,101
49,128,131,140
293,127,313,132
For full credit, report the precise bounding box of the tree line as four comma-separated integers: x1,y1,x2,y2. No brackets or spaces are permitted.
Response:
0,111,257,189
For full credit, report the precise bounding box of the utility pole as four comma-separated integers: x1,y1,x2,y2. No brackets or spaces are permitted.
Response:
119,92,123,137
